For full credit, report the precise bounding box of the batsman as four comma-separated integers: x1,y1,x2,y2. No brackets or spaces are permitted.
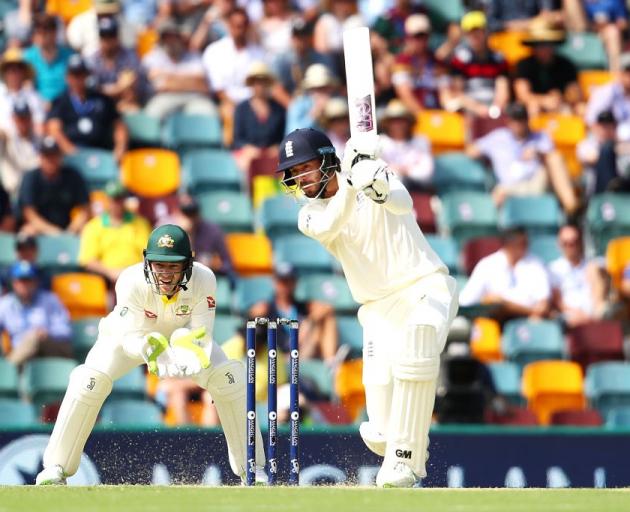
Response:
36,224,266,485
277,129,458,487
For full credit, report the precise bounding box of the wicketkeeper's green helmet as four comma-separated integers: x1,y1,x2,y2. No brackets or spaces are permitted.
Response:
143,224,193,294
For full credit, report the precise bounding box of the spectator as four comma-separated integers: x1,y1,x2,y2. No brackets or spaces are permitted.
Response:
486,0,563,32
78,181,152,286
249,263,338,364
441,11,509,119
142,21,216,121
467,102,578,214
11,234,51,290
0,48,46,134
0,181,12,233
514,21,581,116
371,0,428,54
46,54,129,161
0,100,40,200
313,0,364,59
548,224,613,327
257,0,297,58
232,62,286,172
459,226,552,322
23,14,74,104
189,0,236,52
582,0,628,72
156,0,213,35
320,97,350,157
392,14,445,113
17,137,89,236
0,260,72,366
86,17,147,113
379,99,434,189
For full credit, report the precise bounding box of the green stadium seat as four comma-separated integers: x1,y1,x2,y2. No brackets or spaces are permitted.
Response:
0,359,19,398
233,276,274,314
529,234,561,264
213,314,243,344
423,0,464,31
439,191,499,248
181,149,243,193
196,191,254,233
162,113,222,149
432,152,492,194
111,367,146,400
557,32,608,70
0,232,15,269
296,273,359,314
215,276,232,314
605,406,630,427
337,315,363,357
63,149,118,191
488,362,522,405
22,358,78,407
499,194,563,235
0,398,38,427
36,234,81,272
273,234,334,275
300,359,333,399
586,193,630,255
124,112,161,147
100,399,163,426
71,317,100,362
502,319,564,368
585,362,630,418
258,195,301,241
425,234,459,275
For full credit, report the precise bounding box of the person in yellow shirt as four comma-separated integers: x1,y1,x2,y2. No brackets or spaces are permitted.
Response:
78,181,151,285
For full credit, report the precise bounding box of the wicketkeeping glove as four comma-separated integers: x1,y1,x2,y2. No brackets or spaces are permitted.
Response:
169,327,210,377
141,332,185,378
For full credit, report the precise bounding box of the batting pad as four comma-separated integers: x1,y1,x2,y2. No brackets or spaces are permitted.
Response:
203,359,265,477
43,365,112,475
384,324,439,478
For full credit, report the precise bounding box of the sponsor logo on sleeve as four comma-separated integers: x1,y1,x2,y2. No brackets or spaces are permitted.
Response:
206,296,216,309
144,310,157,319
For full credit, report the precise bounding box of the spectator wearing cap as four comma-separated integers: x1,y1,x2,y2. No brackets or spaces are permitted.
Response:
86,16,147,113
16,136,89,236
442,11,510,119
189,0,236,52
78,181,151,285
46,54,129,161
285,63,339,135
0,48,46,135
582,0,628,72
23,14,74,103
372,0,429,54
0,100,40,200
467,102,578,214
514,21,581,117
232,62,286,172
249,262,338,363
320,97,349,156
142,20,216,122
0,260,72,366
380,99,434,189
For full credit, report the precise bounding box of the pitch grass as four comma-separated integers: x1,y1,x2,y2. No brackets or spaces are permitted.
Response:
2,487,630,512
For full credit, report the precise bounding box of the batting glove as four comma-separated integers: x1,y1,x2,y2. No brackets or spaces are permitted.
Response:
348,158,390,204
341,134,382,176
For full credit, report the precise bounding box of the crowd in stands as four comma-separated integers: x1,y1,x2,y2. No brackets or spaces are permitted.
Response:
1,0,630,430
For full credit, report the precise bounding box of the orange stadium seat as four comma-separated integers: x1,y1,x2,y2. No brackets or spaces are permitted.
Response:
52,273,108,320
578,70,614,100
415,110,466,154
522,360,585,425
530,114,586,178
334,359,365,422
121,149,181,198
46,0,92,24
136,28,159,58
487,31,532,67
469,317,502,363
225,233,273,276
606,236,630,290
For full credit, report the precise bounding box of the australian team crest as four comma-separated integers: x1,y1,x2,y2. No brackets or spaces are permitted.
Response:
175,304,192,316
157,234,175,248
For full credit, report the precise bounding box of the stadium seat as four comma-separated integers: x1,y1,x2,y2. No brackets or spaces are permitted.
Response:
439,191,499,248
248,155,279,180
0,398,38,427
36,234,80,272
578,70,614,100
162,112,222,149
605,406,630,427
0,358,18,398
121,149,181,198
181,149,243,193
424,235,459,275
233,276,274,314
258,194,301,241
336,315,363,358
100,399,163,426
550,408,603,426
567,320,624,370
136,27,159,58
557,32,608,69
225,233,273,276
530,114,586,178
605,236,630,289
334,359,365,421
46,0,91,23
585,362,630,418
252,175,282,210
529,234,561,264
111,367,146,401
462,236,502,276
586,193,630,255
499,194,563,235
432,152,492,194
436,356,487,424
0,232,16,269
410,191,437,233
487,30,531,67
415,111,466,154
273,234,334,275
124,112,161,147
300,359,333,399
422,0,464,30
485,406,538,426
64,149,118,191
522,360,585,425
23,357,78,407
488,362,522,405
213,314,243,344
196,191,254,233
137,194,179,226
296,273,359,314
215,277,232,314
51,273,108,320
502,319,565,368
470,317,502,363
71,317,100,362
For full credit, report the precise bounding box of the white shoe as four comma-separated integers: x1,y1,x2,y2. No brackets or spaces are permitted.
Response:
376,462,419,488
241,466,268,486
36,465,67,486
359,422,386,456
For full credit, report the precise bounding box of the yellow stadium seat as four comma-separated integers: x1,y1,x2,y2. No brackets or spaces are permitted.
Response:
415,110,466,154
470,317,502,363
334,359,365,422
121,149,181,198
606,236,630,290
52,273,108,320
488,31,532,67
531,114,586,178
252,175,282,210
136,28,159,58
46,0,92,24
522,360,585,425
225,233,273,276
578,70,614,100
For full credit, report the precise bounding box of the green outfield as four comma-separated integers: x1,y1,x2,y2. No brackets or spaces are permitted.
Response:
1,487,629,512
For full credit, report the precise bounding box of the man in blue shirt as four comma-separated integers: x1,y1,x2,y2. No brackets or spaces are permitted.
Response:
0,260,72,365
